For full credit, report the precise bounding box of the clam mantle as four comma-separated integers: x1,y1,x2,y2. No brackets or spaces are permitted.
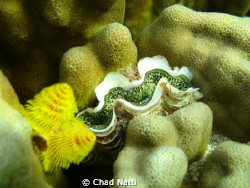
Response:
77,56,202,141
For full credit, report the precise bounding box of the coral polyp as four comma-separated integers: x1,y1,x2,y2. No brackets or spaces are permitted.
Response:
22,83,96,172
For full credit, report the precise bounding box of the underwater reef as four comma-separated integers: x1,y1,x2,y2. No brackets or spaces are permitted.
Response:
0,1,250,188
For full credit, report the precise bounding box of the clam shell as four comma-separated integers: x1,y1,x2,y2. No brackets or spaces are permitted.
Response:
77,56,202,163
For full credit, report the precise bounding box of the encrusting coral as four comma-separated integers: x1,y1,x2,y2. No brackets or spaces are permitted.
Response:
59,23,138,109
113,102,212,188
0,115,52,188
22,83,96,172
0,0,250,106
0,72,73,188
0,1,250,188
114,146,188,188
0,77,52,187
136,4,250,142
0,70,21,111
151,0,250,16
0,0,125,103
199,141,250,188
124,0,250,38
1,0,249,104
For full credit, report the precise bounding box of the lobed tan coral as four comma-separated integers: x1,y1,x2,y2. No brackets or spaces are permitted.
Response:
59,23,137,109
124,0,155,39
0,1,250,187
0,73,71,188
113,102,212,188
0,70,21,110
127,102,212,162
0,0,249,104
114,146,187,188
152,0,250,16
170,102,213,161
0,0,125,103
0,98,52,188
136,4,250,142
199,141,250,188
0,0,125,51
151,0,208,16
124,0,250,38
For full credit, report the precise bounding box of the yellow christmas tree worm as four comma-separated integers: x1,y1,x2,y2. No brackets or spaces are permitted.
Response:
23,83,78,133
22,83,96,172
41,118,96,172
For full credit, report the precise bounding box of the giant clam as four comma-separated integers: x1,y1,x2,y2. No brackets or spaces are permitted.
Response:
77,56,202,163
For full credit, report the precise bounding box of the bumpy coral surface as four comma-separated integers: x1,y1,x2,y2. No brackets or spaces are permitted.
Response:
0,0,125,103
0,74,72,187
113,102,212,188
0,70,21,110
151,0,250,16
200,141,250,188
0,1,250,187
114,146,187,188
136,4,250,142
59,23,137,109
0,71,40,185
0,120,52,188
124,0,250,38
1,0,248,104
170,102,213,161
0,98,52,188
114,132,187,188
127,102,212,162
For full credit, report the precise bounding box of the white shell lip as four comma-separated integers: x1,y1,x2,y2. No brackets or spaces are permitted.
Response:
76,109,116,135
94,55,194,110
95,72,130,102
137,55,193,80
77,77,166,134
77,55,200,133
